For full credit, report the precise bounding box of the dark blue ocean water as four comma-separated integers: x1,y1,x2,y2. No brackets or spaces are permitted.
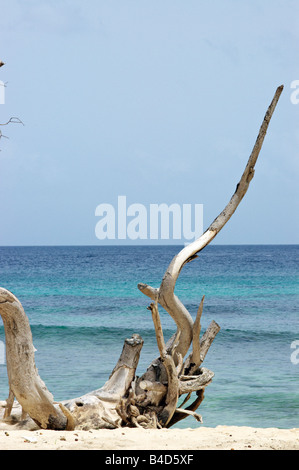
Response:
0,245,298,428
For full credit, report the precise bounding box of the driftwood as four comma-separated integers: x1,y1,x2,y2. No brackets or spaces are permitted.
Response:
0,85,283,431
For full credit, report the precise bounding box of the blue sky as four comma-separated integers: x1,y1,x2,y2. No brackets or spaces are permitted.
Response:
0,0,298,245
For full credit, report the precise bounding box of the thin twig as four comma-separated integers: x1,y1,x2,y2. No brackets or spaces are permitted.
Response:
0,117,24,126
148,302,167,357
192,295,204,367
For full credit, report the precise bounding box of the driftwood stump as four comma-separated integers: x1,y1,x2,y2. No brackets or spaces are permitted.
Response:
0,85,283,431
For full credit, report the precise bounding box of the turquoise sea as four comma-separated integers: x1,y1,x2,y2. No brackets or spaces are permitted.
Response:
0,245,298,428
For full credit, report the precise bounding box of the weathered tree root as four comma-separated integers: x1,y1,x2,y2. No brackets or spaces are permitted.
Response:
0,85,283,431
0,289,218,430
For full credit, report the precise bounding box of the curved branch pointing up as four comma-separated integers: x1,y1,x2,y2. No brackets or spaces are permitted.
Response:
168,85,284,272
139,85,284,357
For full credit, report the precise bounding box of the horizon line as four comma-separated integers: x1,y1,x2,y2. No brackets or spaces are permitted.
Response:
0,243,298,248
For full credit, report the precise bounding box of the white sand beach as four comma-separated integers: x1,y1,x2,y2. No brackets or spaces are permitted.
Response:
0,426,298,450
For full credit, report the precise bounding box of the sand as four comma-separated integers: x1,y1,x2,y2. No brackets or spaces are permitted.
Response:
0,426,298,450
